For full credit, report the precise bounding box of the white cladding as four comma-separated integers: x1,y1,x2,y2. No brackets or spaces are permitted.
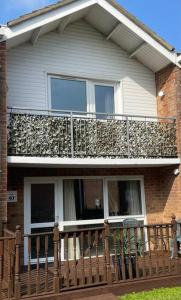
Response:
7,20,156,116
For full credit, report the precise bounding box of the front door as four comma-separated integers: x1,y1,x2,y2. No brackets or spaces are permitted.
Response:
24,178,62,264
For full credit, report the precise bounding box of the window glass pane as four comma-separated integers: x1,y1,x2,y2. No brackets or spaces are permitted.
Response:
31,184,55,223
51,78,86,112
108,180,142,216
95,85,114,118
63,225,104,258
63,179,104,221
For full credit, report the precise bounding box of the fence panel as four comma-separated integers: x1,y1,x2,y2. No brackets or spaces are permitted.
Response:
1,217,180,299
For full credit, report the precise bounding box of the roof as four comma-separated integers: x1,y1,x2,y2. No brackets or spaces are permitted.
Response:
8,0,74,26
7,0,174,52
2,0,180,71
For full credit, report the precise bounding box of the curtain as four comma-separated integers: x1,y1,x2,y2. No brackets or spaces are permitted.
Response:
64,180,80,259
64,180,76,221
109,183,119,215
125,181,141,215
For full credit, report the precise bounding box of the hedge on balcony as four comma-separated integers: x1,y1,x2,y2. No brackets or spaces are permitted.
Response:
8,113,177,158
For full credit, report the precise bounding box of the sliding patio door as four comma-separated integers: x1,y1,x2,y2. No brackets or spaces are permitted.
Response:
24,178,62,264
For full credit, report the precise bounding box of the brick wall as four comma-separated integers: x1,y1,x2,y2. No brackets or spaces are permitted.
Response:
7,166,177,232
0,41,7,224
156,64,181,222
156,64,181,153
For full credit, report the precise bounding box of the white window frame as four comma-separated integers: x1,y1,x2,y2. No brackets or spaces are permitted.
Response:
48,75,122,116
104,176,146,223
24,177,63,264
24,175,146,264
24,175,146,229
48,75,88,115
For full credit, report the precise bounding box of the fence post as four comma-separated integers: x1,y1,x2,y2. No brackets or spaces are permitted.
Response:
14,225,21,300
171,214,178,259
104,220,112,285
53,223,60,293
0,219,7,237
0,222,2,237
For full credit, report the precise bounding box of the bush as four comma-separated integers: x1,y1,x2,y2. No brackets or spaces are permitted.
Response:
119,287,181,300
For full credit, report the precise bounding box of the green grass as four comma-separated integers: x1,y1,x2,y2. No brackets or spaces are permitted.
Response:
119,287,181,300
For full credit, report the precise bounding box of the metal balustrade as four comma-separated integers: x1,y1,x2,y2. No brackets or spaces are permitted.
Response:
7,107,177,159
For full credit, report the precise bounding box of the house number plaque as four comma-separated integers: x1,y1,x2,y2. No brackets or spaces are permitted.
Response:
8,191,17,203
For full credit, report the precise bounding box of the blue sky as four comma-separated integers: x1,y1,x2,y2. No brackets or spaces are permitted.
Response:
0,0,181,51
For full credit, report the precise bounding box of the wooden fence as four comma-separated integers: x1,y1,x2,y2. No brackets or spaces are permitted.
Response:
0,224,17,299
0,216,181,299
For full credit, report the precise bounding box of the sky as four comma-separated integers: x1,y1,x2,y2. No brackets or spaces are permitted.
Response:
0,0,181,51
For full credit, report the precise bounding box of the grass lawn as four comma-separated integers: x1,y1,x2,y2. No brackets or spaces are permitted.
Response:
119,287,181,300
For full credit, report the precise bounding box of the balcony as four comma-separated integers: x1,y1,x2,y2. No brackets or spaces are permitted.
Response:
7,108,177,159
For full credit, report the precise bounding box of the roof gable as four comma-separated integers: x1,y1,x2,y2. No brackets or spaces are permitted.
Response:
1,0,180,71
7,0,173,52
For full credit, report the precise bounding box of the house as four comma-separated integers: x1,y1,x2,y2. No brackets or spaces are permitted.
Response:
0,0,181,298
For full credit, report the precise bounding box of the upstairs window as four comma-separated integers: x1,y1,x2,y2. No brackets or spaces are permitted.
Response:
50,78,87,112
49,76,118,116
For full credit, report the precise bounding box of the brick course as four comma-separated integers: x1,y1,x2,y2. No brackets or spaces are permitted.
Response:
0,41,7,224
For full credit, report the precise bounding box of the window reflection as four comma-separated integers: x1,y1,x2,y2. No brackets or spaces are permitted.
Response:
108,180,142,216
51,78,87,112
63,179,104,221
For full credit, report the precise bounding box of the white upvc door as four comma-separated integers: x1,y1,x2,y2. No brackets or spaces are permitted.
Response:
24,177,63,264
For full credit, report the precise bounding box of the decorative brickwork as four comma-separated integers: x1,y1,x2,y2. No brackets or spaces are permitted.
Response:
0,41,7,223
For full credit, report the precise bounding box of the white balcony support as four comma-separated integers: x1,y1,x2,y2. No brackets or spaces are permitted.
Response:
129,42,147,58
30,27,42,45
106,23,122,40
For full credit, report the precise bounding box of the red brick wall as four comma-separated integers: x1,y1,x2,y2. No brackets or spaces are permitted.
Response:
156,64,181,153
0,41,7,224
156,64,181,222
7,166,177,231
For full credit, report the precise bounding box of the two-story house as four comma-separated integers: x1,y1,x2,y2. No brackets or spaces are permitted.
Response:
1,0,181,298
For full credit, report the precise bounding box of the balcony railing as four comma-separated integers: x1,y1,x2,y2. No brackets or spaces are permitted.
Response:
0,217,180,299
7,107,177,158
